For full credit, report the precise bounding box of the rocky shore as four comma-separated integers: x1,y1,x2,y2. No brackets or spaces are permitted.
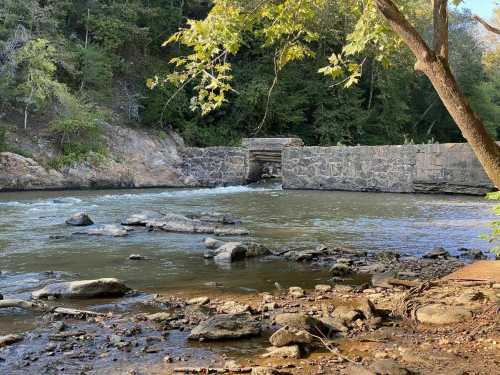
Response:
1,210,498,375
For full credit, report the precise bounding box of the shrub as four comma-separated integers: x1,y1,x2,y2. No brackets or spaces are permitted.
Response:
484,192,500,257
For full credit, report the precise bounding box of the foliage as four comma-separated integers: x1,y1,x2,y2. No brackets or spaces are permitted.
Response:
484,192,500,257
48,97,105,168
0,126,6,152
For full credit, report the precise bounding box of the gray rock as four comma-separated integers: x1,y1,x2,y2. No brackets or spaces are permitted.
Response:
128,254,146,260
415,304,473,325
188,313,261,340
213,242,247,262
32,278,130,299
245,242,271,257
423,247,450,259
251,367,281,375
214,226,249,236
187,212,241,225
262,345,301,359
187,296,210,305
371,272,396,288
269,326,312,347
203,237,225,249
288,286,305,298
358,263,386,274
315,284,332,293
330,263,352,276
370,359,411,375
121,211,164,226
65,212,93,226
332,305,361,324
219,300,250,314
73,224,129,237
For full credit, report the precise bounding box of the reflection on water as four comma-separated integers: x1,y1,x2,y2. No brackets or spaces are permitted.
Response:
0,184,495,313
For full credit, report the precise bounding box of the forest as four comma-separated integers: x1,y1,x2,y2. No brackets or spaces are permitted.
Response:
0,0,499,165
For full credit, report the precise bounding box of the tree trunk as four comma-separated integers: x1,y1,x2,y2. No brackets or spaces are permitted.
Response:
421,58,500,188
375,0,500,189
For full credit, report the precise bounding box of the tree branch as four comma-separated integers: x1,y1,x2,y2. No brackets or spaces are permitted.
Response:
473,15,500,35
374,0,435,68
433,0,449,60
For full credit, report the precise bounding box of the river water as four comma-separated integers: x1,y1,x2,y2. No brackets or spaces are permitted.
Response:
0,183,496,334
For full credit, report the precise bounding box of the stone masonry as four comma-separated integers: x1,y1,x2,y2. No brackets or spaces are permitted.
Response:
282,143,495,195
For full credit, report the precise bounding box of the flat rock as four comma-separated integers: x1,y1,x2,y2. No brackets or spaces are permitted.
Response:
214,226,249,236
219,300,250,314
251,367,281,375
121,211,164,226
74,224,129,237
188,212,241,225
188,313,261,340
128,254,146,260
370,359,411,375
262,345,301,359
32,278,130,299
146,312,175,322
269,326,312,347
65,212,93,226
415,304,473,325
332,305,361,323
187,296,210,305
423,247,450,259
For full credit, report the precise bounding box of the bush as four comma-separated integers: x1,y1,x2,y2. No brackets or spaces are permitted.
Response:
484,192,500,257
48,98,105,168
0,127,6,152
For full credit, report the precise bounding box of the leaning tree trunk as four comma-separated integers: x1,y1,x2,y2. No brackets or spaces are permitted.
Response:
375,0,500,189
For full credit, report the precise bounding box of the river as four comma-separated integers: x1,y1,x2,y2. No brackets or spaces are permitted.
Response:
0,183,496,334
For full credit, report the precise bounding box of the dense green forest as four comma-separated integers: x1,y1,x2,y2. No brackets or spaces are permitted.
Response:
0,0,498,165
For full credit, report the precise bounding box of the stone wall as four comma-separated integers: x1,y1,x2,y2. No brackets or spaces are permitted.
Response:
282,143,495,195
181,147,249,187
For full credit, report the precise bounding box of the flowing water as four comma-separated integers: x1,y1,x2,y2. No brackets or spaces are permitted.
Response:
0,183,496,334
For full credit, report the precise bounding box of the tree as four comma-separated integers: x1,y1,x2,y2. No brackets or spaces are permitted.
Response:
162,0,500,188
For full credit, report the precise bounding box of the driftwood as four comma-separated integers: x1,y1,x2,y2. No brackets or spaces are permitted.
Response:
0,334,23,348
386,278,421,288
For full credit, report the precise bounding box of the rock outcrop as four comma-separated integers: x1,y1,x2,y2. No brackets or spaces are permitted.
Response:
188,313,261,340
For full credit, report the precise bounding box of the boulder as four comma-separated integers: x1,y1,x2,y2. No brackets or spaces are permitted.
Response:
262,345,301,359
423,247,450,259
213,242,247,262
288,286,305,298
315,284,332,293
415,304,473,325
65,212,93,226
73,224,129,237
274,313,329,335
203,237,225,249
32,278,130,299
245,242,271,257
371,272,396,288
330,263,352,276
121,211,164,226
332,305,361,324
188,313,261,340
251,367,281,375
358,263,386,274
269,326,312,347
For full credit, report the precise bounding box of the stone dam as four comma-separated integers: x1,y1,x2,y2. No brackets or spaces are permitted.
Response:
182,139,496,195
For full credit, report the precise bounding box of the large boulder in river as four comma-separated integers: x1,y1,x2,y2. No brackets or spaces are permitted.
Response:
423,247,450,259
32,278,130,299
214,242,247,262
188,313,261,340
245,242,271,257
204,237,225,249
66,212,94,226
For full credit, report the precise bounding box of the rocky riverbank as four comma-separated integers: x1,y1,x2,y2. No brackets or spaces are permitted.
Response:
0,266,498,375
0,123,191,191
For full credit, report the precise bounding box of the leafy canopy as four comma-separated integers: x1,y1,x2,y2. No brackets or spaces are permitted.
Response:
161,0,465,115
